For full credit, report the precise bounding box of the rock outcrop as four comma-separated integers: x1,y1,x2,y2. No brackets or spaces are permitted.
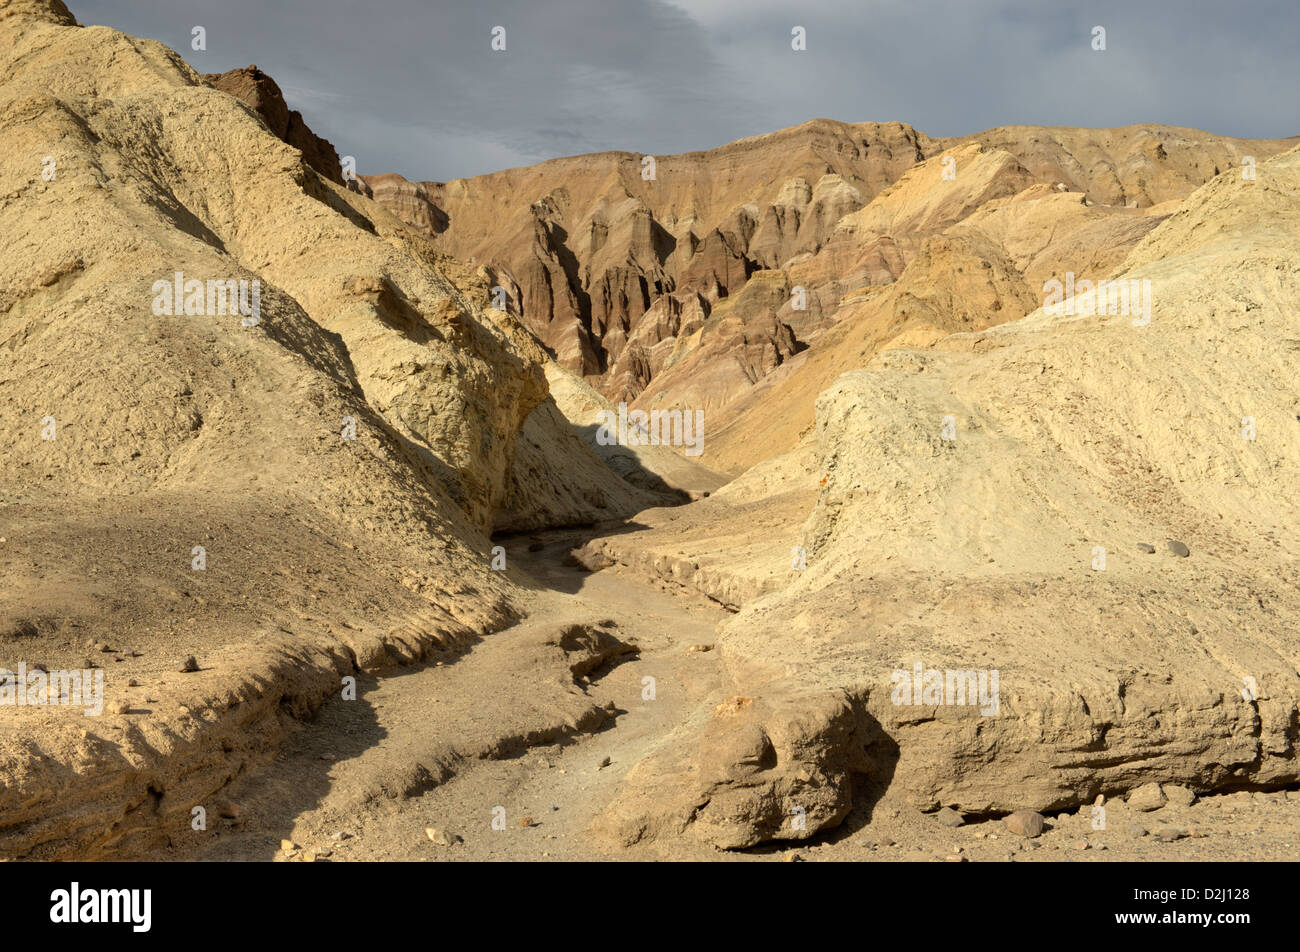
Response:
205,65,345,186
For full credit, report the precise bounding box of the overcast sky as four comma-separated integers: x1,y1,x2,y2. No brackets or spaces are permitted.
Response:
77,0,1300,182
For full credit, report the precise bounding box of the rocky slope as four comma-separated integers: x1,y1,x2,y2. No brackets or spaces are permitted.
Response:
204,65,345,186
361,122,1293,471
0,0,657,858
589,142,1300,849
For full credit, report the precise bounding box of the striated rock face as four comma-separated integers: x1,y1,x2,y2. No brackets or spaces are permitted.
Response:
361,119,934,390
362,122,1294,475
205,65,345,186
594,143,1300,850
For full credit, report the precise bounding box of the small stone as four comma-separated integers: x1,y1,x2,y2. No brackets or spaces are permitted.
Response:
1072,840,1089,851
1128,782,1167,811
945,854,967,862
1154,825,1188,842
598,756,611,769
111,700,131,714
935,806,965,828
1166,539,1190,558
1127,822,1148,838
128,678,141,687
178,655,199,673
330,831,351,842
519,816,536,828
319,752,335,761
685,644,714,653
1136,543,1156,554
1003,810,1046,837
215,800,242,819
301,850,317,863
97,642,113,653
280,839,297,852
1162,784,1197,807
424,827,461,846
77,658,94,670
1094,794,1106,806
784,852,803,863
315,849,331,858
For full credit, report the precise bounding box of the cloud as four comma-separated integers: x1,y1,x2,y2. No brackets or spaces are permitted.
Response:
76,0,1300,180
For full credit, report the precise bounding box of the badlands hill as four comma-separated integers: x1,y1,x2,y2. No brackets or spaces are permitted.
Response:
584,141,1300,849
2,0,1297,862
0,0,664,857
362,123,1294,472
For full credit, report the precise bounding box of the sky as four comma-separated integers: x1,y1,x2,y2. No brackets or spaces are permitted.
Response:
76,0,1300,182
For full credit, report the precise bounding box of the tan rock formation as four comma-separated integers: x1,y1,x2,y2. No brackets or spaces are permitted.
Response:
594,143,1300,849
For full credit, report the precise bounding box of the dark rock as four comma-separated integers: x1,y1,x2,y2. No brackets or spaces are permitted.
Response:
1003,810,1046,837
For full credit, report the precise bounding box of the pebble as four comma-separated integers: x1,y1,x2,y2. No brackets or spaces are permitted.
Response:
519,816,536,828
1127,822,1148,838
178,655,199,673
1003,810,1046,837
1072,840,1089,851
945,855,967,862
128,678,141,687
280,839,297,852
598,756,611,769
1166,539,1191,557
424,827,461,847
111,700,130,714
1162,784,1197,807
1154,825,1188,842
685,644,713,653
1136,543,1156,554
936,806,965,828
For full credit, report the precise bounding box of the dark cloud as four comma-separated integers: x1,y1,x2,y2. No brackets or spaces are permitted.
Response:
76,0,1300,181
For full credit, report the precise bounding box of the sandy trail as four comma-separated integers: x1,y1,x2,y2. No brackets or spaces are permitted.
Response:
173,529,736,861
